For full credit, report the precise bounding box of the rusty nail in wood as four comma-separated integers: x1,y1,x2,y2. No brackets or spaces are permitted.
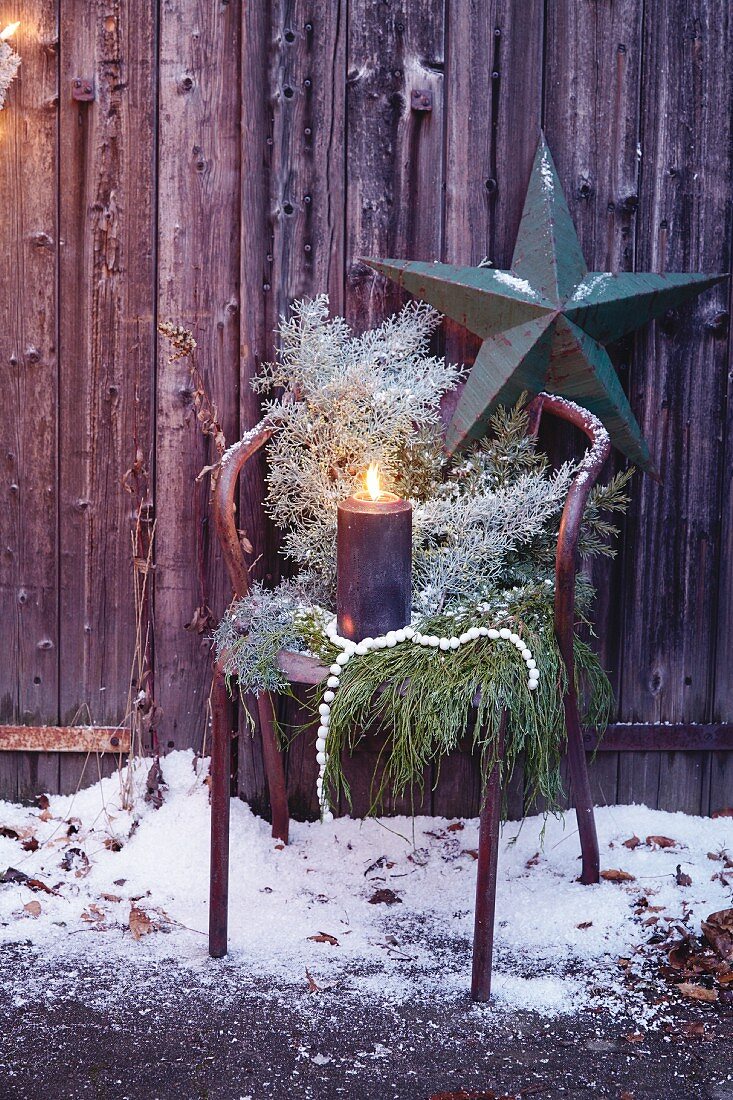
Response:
410,88,432,112
72,77,94,101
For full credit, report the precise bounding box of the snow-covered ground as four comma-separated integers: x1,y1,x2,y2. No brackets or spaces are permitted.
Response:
0,751,730,1025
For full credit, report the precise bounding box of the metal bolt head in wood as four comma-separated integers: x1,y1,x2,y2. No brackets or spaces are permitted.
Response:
337,486,412,643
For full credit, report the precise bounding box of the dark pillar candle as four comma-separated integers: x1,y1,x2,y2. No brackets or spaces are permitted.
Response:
337,492,412,642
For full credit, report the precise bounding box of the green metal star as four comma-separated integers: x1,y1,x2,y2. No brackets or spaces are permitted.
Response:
364,134,726,473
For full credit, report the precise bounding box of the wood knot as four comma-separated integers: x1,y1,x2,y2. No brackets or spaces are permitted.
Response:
576,178,594,201
705,310,729,337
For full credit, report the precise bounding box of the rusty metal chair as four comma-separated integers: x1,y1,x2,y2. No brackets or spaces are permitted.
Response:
208,393,610,1001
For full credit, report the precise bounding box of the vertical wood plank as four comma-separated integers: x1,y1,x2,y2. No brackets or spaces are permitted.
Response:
267,2,346,329
156,0,241,750
621,1,732,812
617,750,660,808
282,688,320,821
57,0,156,792
345,0,445,330
708,752,733,816
0,6,59,800
339,728,431,819
544,0,646,808
711,0,733,817
236,3,347,808
236,4,272,804
438,0,544,815
342,0,445,808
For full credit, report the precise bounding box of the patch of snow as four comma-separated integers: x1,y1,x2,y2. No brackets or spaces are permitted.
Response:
540,147,555,193
567,273,615,302
492,270,540,300
220,420,270,468
0,752,730,1026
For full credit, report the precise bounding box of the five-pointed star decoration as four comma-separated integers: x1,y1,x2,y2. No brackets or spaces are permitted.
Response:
364,133,727,474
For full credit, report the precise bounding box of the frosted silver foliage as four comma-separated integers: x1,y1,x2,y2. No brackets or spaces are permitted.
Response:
412,466,573,617
0,41,20,109
254,295,462,602
243,298,622,621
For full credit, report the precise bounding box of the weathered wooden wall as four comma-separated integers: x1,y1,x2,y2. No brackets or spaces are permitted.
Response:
1,1,731,817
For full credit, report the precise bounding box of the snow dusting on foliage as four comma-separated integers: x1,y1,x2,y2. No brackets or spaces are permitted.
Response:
0,752,730,1025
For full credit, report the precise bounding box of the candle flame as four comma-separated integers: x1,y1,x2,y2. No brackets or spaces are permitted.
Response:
365,462,381,501
0,22,20,40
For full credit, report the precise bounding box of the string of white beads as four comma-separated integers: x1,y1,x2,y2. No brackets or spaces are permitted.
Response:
317,618,539,821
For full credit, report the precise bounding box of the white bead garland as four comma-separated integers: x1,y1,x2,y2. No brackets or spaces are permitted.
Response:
315,616,541,822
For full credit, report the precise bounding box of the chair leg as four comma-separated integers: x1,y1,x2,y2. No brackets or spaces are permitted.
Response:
209,664,231,958
471,711,506,1002
563,686,600,885
256,691,290,845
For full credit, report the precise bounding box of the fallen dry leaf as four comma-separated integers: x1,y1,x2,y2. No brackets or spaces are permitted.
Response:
622,835,641,849
701,908,733,962
81,904,106,923
368,888,402,906
23,900,41,918
428,1091,498,1100
601,869,636,883
305,967,321,993
1,867,28,885
104,837,123,852
364,855,391,876
680,1022,706,1038
144,758,166,809
646,835,676,849
36,794,50,810
677,982,717,1003
21,837,39,853
38,809,52,822
101,892,122,903
447,822,464,832
525,851,540,867
676,865,693,887
577,921,593,930
128,905,154,940
462,849,479,860
624,1032,644,1043
308,932,339,946
60,847,91,878
712,808,733,818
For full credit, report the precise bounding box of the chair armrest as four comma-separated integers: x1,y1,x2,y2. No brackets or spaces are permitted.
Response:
538,395,612,679
213,426,273,599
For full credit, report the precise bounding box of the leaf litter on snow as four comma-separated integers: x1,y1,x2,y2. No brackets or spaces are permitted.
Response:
0,750,732,1029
